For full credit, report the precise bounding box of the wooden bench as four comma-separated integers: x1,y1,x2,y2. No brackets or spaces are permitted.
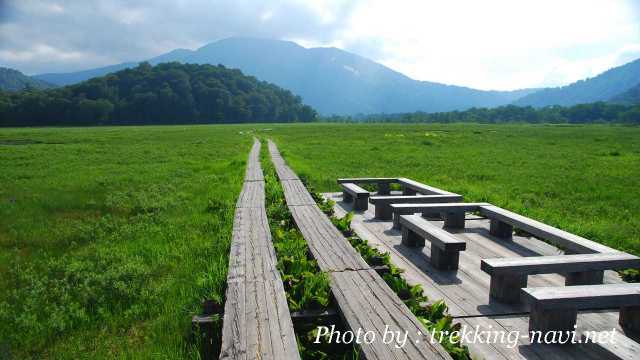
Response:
337,177,397,195
481,253,640,303
369,194,463,220
399,215,467,270
390,203,489,229
521,284,640,334
479,205,617,254
397,177,459,196
340,182,370,211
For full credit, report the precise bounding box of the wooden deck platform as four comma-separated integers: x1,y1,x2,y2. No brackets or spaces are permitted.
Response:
324,191,640,360
219,139,299,360
268,140,452,360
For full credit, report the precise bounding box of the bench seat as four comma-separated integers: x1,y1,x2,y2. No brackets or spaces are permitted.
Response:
479,205,617,254
481,253,640,303
340,182,370,211
521,284,640,333
399,214,466,270
370,194,463,220
391,202,489,229
337,177,398,195
397,177,458,196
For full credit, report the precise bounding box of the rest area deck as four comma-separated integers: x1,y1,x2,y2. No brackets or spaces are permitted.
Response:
323,191,639,360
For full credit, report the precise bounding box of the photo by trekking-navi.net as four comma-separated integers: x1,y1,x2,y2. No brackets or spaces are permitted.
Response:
1,1,640,359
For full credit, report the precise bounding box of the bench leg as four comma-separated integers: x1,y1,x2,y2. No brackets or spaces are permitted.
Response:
377,182,390,195
620,306,640,333
402,186,417,196
354,195,369,211
431,247,460,270
489,273,527,303
529,304,578,334
443,211,465,229
401,227,425,247
375,204,393,220
421,211,441,220
392,212,402,229
343,191,353,203
490,219,513,239
564,270,604,286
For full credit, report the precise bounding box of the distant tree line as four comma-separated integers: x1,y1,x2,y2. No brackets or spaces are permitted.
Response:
323,103,640,125
0,62,317,126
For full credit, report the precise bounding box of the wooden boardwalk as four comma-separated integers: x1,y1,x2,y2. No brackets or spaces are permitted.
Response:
267,140,452,360
325,192,640,360
219,139,300,360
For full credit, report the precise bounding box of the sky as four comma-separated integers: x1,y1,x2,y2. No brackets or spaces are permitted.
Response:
0,0,639,90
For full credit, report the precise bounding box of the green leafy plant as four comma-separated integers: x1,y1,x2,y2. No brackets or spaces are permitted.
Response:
307,185,470,359
260,140,357,358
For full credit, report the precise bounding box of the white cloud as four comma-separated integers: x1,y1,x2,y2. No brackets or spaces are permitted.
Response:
331,0,640,89
0,0,638,89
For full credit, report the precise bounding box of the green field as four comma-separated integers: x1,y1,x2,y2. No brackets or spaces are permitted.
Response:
269,123,640,255
0,126,252,358
1,123,639,358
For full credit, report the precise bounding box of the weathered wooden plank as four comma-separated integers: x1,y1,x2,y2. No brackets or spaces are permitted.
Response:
341,182,369,195
220,139,300,360
289,205,369,271
236,181,265,209
267,140,299,180
337,177,399,184
281,180,316,206
482,253,640,275
370,194,463,205
479,205,617,254
244,139,264,182
399,215,466,251
331,270,452,360
397,177,458,196
521,284,640,310
391,202,489,212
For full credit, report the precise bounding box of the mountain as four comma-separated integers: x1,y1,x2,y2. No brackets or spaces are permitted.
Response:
35,62,136,87
513,58,640,107
610,83,640,105
33,37,537,115
1,62,317,126
0,67,55,92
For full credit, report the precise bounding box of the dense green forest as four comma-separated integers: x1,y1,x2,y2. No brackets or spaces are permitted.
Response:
0,62,317,126
513,58,640,107
325,102,640,124
0,67,55,92
612,83,640,105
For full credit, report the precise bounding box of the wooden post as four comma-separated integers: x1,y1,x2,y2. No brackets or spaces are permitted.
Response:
620,306,640,333
375,204,393,220
392,212,402,229
443,211,465,229
402,186,417,196
529,304,578,333
565,270,604,286
490,219,513,239
377,182,390,195
431,247,460,270
489,273,527,303
401,227,425,247
354,195,368,211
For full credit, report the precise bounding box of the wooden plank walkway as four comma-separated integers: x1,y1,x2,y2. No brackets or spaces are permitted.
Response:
220,139,300,360
325,191,640,360
267,140,452,360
